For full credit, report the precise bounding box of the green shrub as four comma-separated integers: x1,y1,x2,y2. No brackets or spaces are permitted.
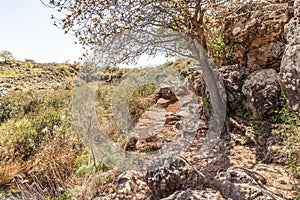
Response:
129,83,157,123
55,64,77,76
130,82,156,99
169,59,191,72
0,70,22,77
0,96,20,123
23,98,44,114
270,94,300,190
0,90,73,161
251,124,265,133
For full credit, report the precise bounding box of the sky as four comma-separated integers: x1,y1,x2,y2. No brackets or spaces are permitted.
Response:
0,0,170,66
0,0,83,63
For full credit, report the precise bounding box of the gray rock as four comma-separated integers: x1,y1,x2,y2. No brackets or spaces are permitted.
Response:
146,157,206,199
106,170,154,200
213,167,284,200
242,69,281,116
280,45,300,114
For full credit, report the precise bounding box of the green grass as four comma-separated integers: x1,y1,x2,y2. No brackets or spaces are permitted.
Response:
0,70,25,77
32,67,46,72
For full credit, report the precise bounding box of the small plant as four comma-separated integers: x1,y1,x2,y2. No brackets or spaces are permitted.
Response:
271,95,298,125
252,112,262,120
289,157,300,177
201,97,211,109
251,124,265,133
232,93,252,118
200,97,212,119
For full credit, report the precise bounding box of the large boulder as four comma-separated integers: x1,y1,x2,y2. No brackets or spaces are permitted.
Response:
242,69,281,116
146,157,206,199
280,0,300,115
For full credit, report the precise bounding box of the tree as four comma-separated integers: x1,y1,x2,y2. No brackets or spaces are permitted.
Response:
0,50,15,63
42,0,230,50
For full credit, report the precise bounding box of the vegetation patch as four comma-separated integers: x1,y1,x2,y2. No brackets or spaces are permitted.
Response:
270,95,300,192
0,90,85,199
0,70,25,77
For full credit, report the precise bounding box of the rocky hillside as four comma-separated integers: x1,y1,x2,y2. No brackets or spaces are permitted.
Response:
0,61,78,94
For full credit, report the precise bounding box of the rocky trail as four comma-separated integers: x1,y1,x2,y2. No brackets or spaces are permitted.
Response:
94,83,299,200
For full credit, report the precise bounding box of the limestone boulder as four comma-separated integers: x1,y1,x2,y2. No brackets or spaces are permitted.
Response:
242,69,281,116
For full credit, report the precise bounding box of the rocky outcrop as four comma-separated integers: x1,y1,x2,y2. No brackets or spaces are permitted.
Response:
220,1,294,114
223,1,292,74
242,69,281,116
280,0,300,115
180,67,206,97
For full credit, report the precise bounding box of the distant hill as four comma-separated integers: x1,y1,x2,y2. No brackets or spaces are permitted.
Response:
0,60,79,94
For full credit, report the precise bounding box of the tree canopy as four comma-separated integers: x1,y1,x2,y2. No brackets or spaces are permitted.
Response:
42,0,230,50
0,50,15,63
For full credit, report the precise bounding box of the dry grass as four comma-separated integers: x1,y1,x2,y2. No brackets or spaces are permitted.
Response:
0,89,84,199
